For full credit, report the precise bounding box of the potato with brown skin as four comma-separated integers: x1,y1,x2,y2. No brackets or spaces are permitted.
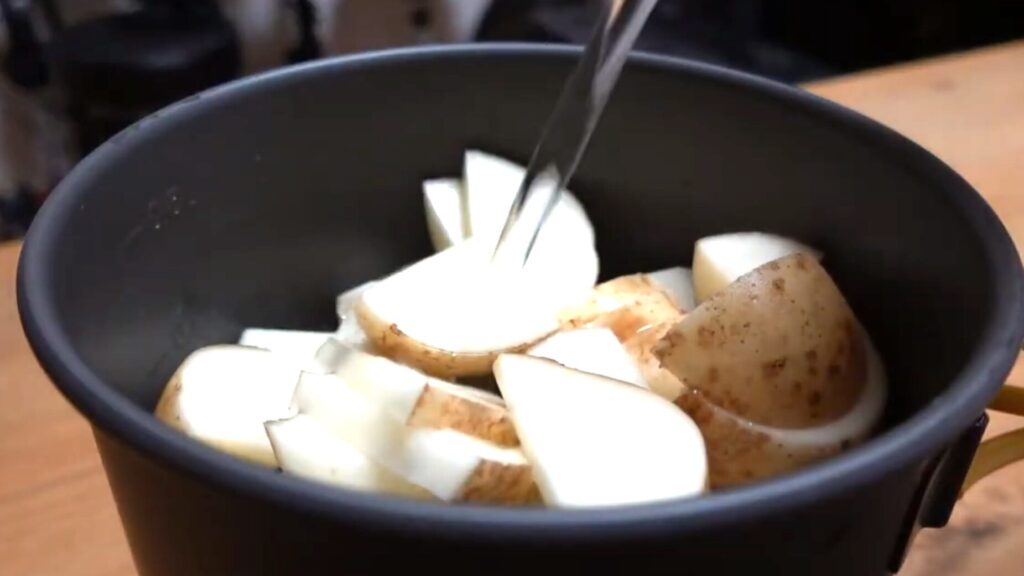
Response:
672,389,845,488
630,320,886,489
629,339,840,488
313,338,519,446
353,238,595,379
559,274,683,342
354,302,538,378
406,382,519,447
653,253,867,429
622,321,685,401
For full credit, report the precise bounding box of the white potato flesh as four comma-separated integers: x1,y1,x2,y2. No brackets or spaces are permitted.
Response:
646,266,696,312
461,149,595,252
238,328,333,370
656,253,867,429
692,231,821,303
154,345,299,467
423,178,467,251
493,354,707,508
333,280,379,351
293,372,538,504
313,337,516,445
528,327,648,389
356,238,597,377
266,414,433,499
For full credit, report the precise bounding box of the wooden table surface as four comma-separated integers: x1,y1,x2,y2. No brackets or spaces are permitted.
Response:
2,40,1024,576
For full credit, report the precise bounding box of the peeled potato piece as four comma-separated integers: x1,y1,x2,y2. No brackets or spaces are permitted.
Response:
692,231,821,303
334,280,377,351
154,345,299,467
629,320,886,488
461,149,595,252
313,337,517,446
655,253,867,429
293,372,538,504
494,354,707,507
528,327,649,389
559,273,683,342
266,414,434,499
356,239,596,378
238,328,333,371
423,177,467,251
646,266,696,312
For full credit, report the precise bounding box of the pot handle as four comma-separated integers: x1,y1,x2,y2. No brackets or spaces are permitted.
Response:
960,372,1024,495
888,357,1023,572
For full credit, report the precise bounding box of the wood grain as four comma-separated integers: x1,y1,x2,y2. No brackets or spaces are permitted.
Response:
1,39,1023,575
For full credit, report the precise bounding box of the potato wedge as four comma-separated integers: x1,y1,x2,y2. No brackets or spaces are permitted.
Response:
294,372,539,504
266,414,434,499
655,253,867,428
629,320,886,488
356,239,595,378
462,149,595,251
646,266,696,312
314,337,517,446
155,345,299,467
528,327,649,388
622,322,685,401
334,280,377,351
692,231,821,303
494,354,707,507
238,328,333,371
559,273,683,342
423,177,467,251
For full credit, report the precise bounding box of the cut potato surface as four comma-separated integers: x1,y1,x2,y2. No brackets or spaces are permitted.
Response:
266,414,434,499
462,149,595,252
647,266,696,312
423,178,466,251
494,354,707,507
238,328,333,370
356,238,596,378
528,327,648,388
313,337,517,446
154,345,299,467
337,280,377,321
293,372,538,504
692,231,821,303
656,252,867,429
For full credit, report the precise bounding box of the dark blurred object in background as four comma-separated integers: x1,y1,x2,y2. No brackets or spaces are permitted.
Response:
478,0,1024,83
48,0,241,154
0,0,1021,240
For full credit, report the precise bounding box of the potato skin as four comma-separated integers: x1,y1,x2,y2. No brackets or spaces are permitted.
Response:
673,389,846,489
654,253,867,429
627,321,859,489
355,300,542,379
560,274,682,342
408,384,520,447
622,321,685,401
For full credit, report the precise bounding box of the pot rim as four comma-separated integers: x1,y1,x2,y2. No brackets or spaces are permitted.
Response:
16,42,1024,543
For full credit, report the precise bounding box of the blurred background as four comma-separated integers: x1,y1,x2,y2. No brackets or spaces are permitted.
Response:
0,0,1020,240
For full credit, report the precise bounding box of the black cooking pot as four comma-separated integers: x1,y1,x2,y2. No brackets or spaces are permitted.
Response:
16,44,1024,575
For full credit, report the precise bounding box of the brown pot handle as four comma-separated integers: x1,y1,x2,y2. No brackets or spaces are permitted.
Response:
960,355,1024,496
